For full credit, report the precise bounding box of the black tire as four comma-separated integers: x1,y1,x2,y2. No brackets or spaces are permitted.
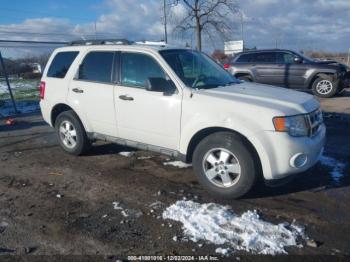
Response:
55,110,91,156
192,132,258,199
311,77,338,98
237,75,252,82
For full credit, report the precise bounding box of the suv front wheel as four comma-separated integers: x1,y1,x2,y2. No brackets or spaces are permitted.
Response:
192,132,258,199
312,77,338,98
55,110,91,155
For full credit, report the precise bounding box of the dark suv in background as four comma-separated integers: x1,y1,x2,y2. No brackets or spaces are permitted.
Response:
225,49,349,98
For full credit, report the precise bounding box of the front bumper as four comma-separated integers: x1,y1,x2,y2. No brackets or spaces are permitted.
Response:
343,72,350,88
337,71,350,91
260,124,326,182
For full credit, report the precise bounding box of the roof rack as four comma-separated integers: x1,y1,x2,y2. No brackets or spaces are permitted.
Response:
69,39,133,46
135,40,167,47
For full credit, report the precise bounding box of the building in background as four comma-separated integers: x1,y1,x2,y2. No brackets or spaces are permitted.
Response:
30,63,42,74
224,40,244,55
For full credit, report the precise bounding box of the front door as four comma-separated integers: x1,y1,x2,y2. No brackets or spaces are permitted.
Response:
254,52,282,85
114,51,182,150
276,52,309,89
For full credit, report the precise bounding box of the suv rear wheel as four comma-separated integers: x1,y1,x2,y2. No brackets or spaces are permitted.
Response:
237,75,252,82
55,110,90,155
192,132,258,199
312,77,338,98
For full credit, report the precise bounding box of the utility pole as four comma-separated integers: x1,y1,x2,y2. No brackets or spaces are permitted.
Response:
0,51,18,114
163,0,168,44
238,10,244,42
94,20,97,40
347,47,350,67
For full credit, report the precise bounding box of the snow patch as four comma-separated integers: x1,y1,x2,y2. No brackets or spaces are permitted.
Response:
149,201,164,209
215,247,231,256
319,155,346,183
0,80,39,94
137,156,152,160
118,151,134,157
163,161,192,168
112,202,143,218
162,200,305,255
112,202,123,210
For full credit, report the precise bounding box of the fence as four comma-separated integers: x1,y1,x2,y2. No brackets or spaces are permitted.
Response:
1,40,349,119
0,40,66,118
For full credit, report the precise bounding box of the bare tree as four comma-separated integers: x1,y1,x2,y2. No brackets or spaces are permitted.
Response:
171,0,238,51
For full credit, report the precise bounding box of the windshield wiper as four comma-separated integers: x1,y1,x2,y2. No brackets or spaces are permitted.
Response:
195,84,220,90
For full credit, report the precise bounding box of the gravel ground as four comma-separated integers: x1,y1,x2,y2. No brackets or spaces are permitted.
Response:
0,90,349,261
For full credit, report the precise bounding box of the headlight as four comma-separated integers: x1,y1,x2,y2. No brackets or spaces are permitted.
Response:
273,115,308,137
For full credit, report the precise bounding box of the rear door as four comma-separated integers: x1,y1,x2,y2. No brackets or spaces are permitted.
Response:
254,52,282,85
114,51,182,150
67,51,118,136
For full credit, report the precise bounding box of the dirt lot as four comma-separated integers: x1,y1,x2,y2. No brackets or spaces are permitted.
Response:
0,90,349,261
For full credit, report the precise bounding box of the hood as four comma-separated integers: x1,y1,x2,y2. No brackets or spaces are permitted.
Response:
314,60,348,70
197,82,319,114
314,60,338,65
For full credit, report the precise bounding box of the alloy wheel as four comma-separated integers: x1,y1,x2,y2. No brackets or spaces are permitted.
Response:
59,120,77,149
316,80,333,95
202,148,242,188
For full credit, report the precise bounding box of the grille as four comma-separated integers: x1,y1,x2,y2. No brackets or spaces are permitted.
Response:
307,109,323,137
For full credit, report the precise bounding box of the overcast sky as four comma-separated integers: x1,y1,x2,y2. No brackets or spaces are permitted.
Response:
0,0,349,58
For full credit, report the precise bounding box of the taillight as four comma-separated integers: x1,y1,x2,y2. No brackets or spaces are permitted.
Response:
223,63,231,69
39,81,46,100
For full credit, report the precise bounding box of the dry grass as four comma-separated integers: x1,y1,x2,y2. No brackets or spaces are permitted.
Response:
305,50,350,65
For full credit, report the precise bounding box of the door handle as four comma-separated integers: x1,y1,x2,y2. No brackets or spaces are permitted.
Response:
72,88,84,93
119,95,134,101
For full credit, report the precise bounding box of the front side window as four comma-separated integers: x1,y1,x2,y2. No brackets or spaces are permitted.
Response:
78,52,114,83
47,51,79,78
160,49,239,89
276,52,295,64
121,52,166,89
254,52,276,63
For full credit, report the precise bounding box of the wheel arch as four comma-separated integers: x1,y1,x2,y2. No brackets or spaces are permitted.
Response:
51,103,72,126
185,127,263,176
234,72,253,81
307,72,336,89
50,103,90,132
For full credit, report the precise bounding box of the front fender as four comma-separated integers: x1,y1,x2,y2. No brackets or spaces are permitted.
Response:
179,115,272,179
305,69,338,88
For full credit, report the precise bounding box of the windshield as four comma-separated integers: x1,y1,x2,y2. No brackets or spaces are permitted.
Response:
160,49,240,89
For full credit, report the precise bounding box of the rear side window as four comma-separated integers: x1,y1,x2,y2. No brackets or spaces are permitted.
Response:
254,52,276,63
78,52,115,83
236,54,252,63
47,51,79,78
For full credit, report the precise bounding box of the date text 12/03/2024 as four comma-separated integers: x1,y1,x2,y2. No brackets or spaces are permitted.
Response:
127,255,220,261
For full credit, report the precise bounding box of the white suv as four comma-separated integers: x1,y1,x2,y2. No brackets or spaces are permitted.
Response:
40,40,326,198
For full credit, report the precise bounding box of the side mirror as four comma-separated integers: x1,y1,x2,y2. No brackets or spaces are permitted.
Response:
146,77,176,95
294,57,303,64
